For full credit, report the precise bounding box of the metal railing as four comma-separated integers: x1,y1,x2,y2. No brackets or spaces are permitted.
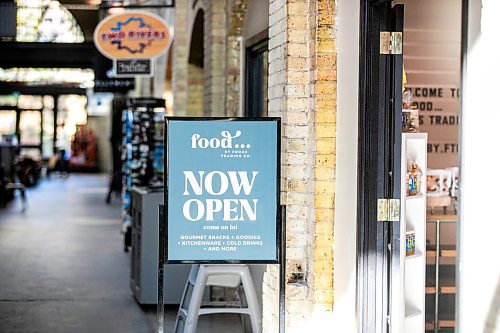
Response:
426,214,458,333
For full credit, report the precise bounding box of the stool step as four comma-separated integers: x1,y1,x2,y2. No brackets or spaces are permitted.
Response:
199,308,253,315
175,264,261,333
202,301,244,308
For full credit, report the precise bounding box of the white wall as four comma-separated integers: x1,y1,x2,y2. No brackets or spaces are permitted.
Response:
459,0,500,332
243,0,269,40
397,0,462,169
333,0,359,332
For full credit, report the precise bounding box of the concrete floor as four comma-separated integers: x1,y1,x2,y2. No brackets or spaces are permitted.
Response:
0,174,242,333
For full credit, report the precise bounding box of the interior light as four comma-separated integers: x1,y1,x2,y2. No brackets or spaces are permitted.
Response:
108,6,125,14
162,90,173,116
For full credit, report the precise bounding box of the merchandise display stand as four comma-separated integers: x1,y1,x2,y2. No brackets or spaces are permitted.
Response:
121,98,165,250
398,132,427,333
130,188,190,305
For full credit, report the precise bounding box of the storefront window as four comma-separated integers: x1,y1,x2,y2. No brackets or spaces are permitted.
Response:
0,68,94,87
0,95,18,106
0,111,16,136
42,109,54,158
56,95,87,153
18,95,43,110
16,0,84,43
19,111,41,146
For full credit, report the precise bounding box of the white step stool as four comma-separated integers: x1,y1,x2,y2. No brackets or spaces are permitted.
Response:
174,264,262,333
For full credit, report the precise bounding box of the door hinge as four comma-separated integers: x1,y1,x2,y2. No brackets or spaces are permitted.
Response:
380,31,403,55
377,199,400,222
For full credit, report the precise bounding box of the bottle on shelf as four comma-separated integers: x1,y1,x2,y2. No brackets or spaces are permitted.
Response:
407,159,423,196
406,231,416,256
402,88,420,133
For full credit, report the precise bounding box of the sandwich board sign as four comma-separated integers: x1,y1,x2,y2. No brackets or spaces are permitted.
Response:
164,118,281,263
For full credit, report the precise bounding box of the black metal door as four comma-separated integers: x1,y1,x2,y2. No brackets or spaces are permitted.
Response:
245,39,269,117
388,5,404,333
358,1,404,332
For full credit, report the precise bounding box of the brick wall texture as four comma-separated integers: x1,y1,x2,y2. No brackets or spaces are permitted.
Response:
170,0,338,330
204,0,227,116
265,1,337,330
172,0,189,115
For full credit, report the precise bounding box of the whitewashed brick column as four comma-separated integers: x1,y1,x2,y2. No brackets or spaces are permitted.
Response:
226,0,247,117
312,0,336,312
265,0,316,331
204,0,227,116
172,0,189,116
264,0,337,331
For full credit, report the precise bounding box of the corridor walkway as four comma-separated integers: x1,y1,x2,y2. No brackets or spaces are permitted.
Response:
0,175,155,333
0,174,246,333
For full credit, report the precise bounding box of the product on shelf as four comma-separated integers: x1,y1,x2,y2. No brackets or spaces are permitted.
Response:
402,88,419,133
405,231,416,256
426,167,459,214
402,89,413,109
402,109,419,133
407,159,423,196
426,169,451,197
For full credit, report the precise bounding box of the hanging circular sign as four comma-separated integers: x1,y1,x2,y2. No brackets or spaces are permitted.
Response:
94,11,171,59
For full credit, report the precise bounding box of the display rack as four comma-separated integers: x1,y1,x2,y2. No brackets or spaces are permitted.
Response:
399,132,427,333
130,186,190,305
121,98,165,250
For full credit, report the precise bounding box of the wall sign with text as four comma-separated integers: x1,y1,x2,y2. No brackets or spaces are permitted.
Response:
165,118,281,263
94,11,171,60
114,59,153,77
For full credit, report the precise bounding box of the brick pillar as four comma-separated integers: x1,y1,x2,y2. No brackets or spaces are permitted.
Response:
172,0,189,116
265,0,288,330
266,0,316,330
264,0,337,331
226,0,247,117
225,35,241,117
204,0,227,116
312,0,336,312
187,64,204,116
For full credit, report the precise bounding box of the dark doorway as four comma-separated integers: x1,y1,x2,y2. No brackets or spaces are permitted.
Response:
245,34,268,118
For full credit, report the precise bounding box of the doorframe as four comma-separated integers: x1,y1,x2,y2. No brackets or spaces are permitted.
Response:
244,30,269,118
456,0,469,332
357,1,394,332
356,0,470,332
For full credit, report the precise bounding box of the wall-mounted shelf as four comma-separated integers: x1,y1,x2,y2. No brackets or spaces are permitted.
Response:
405,305,423,318
406,251,424,260
397,133,428,333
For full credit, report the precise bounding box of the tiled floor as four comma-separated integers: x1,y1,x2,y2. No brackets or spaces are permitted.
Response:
0,174,242,333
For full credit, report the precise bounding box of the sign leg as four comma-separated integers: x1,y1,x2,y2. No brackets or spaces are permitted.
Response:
157,205,166,333
279,205,286,333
